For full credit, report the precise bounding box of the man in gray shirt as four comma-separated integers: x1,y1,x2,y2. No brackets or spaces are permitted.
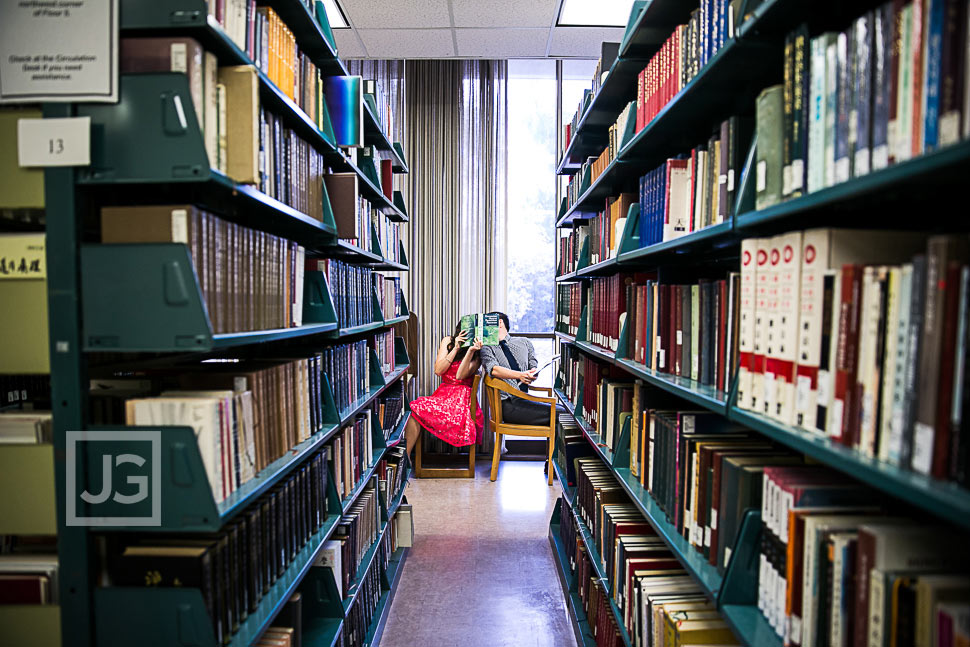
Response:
478,312,553,426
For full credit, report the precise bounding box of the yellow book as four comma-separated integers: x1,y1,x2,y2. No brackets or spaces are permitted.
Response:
0,108,45,210
0,234,48,373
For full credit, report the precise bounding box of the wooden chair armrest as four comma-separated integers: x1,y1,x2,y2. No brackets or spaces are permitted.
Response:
485,376,556,405
528,386,553,395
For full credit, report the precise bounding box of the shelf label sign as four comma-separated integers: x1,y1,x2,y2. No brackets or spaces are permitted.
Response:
0,233,45,280
0,0,119,103
66,430,161,527
17,116,90,167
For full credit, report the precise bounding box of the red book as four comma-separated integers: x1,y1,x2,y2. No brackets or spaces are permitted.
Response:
380,159,393,199
0,575,49,603
833,264,863,445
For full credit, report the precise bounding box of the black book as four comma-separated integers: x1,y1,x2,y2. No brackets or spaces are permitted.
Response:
834,28,855,184
853,13,875,178
791,24,810,197
899,255,928,468
871,2,893,171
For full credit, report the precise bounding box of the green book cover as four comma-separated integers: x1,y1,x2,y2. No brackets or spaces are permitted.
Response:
459,312,500,346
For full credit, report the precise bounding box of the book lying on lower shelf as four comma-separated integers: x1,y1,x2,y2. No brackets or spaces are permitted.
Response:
394,504,413,549
0,411,51,444
0,554,58,604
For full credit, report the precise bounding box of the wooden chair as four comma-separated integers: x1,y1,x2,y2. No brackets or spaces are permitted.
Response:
483,375,555,485
414,374,480,479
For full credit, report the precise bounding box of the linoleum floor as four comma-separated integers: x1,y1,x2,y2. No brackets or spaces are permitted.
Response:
378,460,578,647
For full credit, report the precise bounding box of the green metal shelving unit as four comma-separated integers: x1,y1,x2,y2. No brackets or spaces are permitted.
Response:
41,2,416,645
552,1,970,646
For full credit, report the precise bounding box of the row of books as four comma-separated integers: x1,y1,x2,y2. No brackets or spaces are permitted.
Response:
372,208,402,262
767,2,970,210
119,357,318,503
377,445,408,508
101,204,306,334
625,274,741,392
0,553,58,605
556,283,583,337
635,0,732,135
738,230,970,484
374,274,404,321
320,339,372,415
755,465,970,646
307,258,377,330
330,481,380,597
585,102,636,189
328,412,376,502
340,525,392,647
0,411,51,444
374,382,405,442
554,415,594,489
558,347,608,432
638,116,748,246
363,78,396,146
560,43,620,162
587,194,636,266
373,330,397,377
260,106,330,221
103,449,330,644
557,227,585,276
564,455,743,646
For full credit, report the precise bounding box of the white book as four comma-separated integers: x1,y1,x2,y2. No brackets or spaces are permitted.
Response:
203,51,219,169
0,411,52,444
772,230,803,425
808,34,832,193
127,397,225,502
855,267,883,456
763,235,783,418
315,539,344,598
738,238,759,411
876,267,903,462
664,162,691,241
882,264,914,465
824,39,839,189
752,237,772,414
160,390,239,493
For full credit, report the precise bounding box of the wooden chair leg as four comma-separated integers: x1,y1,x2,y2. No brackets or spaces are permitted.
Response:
414,430,423,477
468,441,476,478
546,435,554,486
490,432,502,482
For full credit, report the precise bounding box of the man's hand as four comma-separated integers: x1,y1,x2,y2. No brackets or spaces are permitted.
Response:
517,369,537,385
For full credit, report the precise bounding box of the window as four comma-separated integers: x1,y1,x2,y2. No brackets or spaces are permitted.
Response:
506,59,557,335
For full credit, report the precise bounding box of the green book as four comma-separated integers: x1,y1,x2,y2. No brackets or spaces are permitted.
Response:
458,312,500,347
755,83,785,210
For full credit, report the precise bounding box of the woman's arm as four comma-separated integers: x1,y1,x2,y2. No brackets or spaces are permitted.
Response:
455,338,483,380
433,331,467,376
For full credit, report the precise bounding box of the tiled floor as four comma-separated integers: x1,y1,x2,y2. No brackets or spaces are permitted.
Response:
378,460,578,647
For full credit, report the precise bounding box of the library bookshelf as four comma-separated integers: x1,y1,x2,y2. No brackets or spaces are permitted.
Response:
27,1,416,646
551,1,970,646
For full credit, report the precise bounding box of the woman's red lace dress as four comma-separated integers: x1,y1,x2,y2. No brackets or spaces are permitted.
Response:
408,361,484,446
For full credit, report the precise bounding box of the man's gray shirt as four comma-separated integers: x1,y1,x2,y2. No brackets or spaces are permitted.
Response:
478,335,537,399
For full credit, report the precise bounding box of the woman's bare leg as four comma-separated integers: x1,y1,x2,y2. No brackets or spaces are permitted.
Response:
405,416,422,458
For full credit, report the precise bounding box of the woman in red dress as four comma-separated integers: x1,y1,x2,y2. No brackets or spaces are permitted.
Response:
404,324,485,457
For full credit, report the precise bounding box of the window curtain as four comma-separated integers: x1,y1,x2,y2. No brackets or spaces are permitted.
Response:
347,60,508,455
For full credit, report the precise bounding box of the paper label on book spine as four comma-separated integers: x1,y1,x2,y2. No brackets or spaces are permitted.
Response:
682,415,695,433
791,616,802,646
676,330,683,345
783,164,792,196
872,144,889,170
704,526,711,546
940,112,960,147
727,169,735,192
911,422,935,473
723,546,732,568
170,43,187,73
757,160,767,192
829,398,844,438
171,209,188,244
849,109,859,144
710,509,717,530
854,149,870,176
835,157,850,183
791,160,804,191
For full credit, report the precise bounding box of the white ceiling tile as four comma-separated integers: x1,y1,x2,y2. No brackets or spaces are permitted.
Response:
356,29,456,59
455,28,549,58
339,0,452,29
451,0,559,28
333,29,367,58
548,26,625,58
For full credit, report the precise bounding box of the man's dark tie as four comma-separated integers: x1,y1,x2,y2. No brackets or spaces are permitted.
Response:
499,340,529,392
